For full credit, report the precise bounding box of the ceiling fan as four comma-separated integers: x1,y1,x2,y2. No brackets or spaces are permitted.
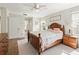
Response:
33,3,44,9
24,3,46,11
23,3,46,15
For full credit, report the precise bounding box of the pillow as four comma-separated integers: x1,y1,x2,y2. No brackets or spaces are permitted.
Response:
53,28,60,31
48,29,53,31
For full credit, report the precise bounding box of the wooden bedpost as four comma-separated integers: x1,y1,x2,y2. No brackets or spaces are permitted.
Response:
28,30,29,42
38,33,42,55
60,25,65,35
61,25,65,35
63,26,65,35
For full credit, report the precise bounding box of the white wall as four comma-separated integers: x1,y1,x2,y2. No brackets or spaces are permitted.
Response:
41,5,79,35
1,7,7,33
32,17,41,31
25,17,33,31
0,7,7,33
25,17,41,32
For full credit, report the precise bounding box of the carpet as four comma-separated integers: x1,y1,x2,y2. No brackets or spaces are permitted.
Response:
7,39,19,55
18,39,79,55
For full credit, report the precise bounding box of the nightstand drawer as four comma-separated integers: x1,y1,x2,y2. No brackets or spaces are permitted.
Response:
68,42,77,48
63,35,68,40
63,40,69,45
69,37,76,43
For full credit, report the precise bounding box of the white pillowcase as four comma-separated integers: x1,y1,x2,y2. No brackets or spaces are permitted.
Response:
53,28,60,31
48,28,60,32
48,29,53,31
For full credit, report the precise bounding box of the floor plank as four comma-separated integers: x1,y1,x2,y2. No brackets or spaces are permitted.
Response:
7,39,18,55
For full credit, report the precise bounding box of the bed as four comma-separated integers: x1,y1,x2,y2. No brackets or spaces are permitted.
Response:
28,23,65,54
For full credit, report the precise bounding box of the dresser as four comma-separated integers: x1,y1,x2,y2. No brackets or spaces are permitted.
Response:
63,34,77,48
0,33,8,55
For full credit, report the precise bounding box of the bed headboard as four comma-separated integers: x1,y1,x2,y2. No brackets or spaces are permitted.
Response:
48,23,65,34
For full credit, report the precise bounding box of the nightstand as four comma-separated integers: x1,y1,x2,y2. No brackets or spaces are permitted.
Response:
63,34,78,48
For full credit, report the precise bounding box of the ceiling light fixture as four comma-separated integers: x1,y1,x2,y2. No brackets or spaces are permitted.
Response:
35,9,39,12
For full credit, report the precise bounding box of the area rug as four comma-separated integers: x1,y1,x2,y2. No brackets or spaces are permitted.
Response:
7,39,19,55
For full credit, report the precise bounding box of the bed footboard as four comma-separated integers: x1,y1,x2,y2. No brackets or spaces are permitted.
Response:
28,30,42,55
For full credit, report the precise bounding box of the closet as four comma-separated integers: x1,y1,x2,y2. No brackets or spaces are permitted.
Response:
8,15,25,39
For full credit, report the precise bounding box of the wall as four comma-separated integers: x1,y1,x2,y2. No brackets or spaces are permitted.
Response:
33,17,41,31
0,7,7,33
40,18,48,31
1,7,7,33
42,5,79,35
25,17,41,32
25,17,33,31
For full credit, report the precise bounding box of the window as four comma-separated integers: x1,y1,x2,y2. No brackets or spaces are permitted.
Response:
72,12,79,35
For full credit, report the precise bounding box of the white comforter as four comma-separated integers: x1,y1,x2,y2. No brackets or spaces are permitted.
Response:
40,30,63,50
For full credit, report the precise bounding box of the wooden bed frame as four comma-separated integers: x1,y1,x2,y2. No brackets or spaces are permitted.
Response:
28,23,65,55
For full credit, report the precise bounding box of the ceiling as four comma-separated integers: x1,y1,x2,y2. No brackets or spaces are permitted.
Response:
0,3,79,17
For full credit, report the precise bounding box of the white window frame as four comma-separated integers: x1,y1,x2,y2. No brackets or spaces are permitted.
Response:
72,12,79,35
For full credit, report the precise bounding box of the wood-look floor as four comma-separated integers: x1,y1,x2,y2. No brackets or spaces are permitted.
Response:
7,39,18,55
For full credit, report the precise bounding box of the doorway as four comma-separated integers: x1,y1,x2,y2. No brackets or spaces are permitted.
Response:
24,17,33,39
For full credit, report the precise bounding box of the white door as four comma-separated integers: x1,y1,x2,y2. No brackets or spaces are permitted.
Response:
9,16,25,39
